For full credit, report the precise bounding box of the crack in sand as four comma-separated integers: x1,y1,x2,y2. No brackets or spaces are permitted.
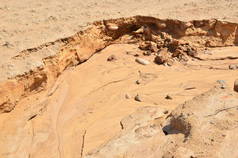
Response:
80,130,87,158
205,106,238,117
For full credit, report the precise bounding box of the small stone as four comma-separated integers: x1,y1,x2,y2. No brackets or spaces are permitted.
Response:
107,55,117,61
165,95,172,100
229,64,238,70
2,41,12,48
157,23,167,29
125,93,131,99
167,60,173,66
134,94,143,102
168,39,179,52
107,25,119,31
186,47,198,57
135,80,141,85
154,49,170,65
139,42,150,50
234,79,238,92
143,26,152,41
139,41,158,52
163,110,169,114
133,27,144,34
216,80,227,89
143,51,152,56
184,22,193,28
135,58,150,65
172,49,183,57
150,42,159,52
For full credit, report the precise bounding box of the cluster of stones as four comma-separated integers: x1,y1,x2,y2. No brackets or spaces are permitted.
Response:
121,25,197,65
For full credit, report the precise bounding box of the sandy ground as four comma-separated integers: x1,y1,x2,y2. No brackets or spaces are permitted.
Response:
1,0,238,158
1,0,238,62
1,43,238,157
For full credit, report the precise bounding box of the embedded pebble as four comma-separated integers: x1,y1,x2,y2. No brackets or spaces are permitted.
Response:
134,94,143,102
135,80,141,85
234,79,238,92
216,80,226,89
125,93,131,99
229,64,238,70
107,25,119,31
135,58,150,65
165,95,172,100
107,55,117,61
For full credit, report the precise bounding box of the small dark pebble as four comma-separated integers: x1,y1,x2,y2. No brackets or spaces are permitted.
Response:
135,80,141,84
134,94,142,102
234,79,238,92
143,51,152,56
165,95,172,100
107,55,117,61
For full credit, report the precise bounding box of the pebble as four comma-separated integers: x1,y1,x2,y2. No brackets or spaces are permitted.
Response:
229,64,238,70
134,94,143,102
135,80,141,85
154,50,169,65
143,51,152,56
107,55,117,61
135,58,150,65
234,79,238,92
184,22,193,28
165,95,172,100
125,93,131,99
157,23,167,29
216,80,227,89
107,25,119,31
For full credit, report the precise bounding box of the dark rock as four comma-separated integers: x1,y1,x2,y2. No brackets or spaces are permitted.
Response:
168,39,179,52
234,79,238,92
165,95,172,100
135,80,141,85
134,94,143,102
107,55,117,61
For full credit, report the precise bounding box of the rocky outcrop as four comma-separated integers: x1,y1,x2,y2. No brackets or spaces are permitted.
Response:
85,86,238,158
